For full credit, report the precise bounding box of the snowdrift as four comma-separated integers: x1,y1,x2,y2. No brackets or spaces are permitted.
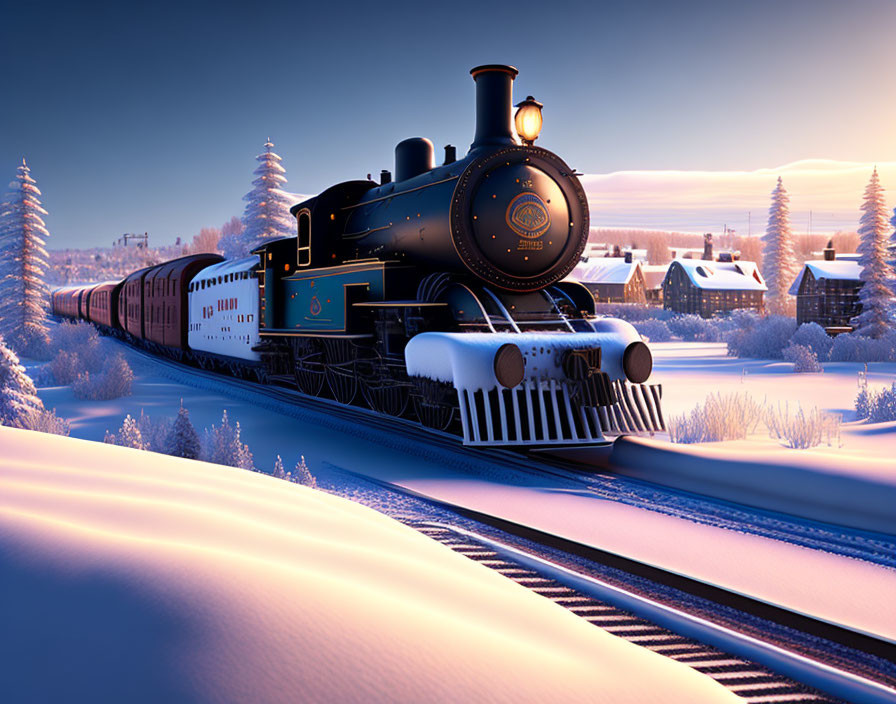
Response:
0,427,737,704
611,436,896,534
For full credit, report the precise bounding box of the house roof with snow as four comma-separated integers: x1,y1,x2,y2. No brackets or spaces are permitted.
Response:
641,264,669,290
788,259,862,295
668,258,767,291
568,257,642,285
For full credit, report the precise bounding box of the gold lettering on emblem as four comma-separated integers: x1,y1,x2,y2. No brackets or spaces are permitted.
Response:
517,240,544,251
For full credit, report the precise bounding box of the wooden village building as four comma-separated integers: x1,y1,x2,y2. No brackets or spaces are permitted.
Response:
789,244,863,333
662,258,766,317
641,264,669,304
568,254,646,304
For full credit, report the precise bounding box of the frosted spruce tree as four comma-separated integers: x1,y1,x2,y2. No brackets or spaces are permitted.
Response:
0,159,52,348
852,168,895,338
165,402,201,459
0,336,44,428
203,410,254,470
237,139,295,255
116,414,145,449
888,207,896,298
761,177,799,315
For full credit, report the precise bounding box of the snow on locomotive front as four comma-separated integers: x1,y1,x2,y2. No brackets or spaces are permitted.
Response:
255,64,663,446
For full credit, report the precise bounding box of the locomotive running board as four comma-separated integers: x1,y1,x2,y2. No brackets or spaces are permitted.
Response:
456,379,664,447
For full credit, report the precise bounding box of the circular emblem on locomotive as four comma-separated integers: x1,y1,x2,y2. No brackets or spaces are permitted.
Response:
505,192,551,239
309,295,322,316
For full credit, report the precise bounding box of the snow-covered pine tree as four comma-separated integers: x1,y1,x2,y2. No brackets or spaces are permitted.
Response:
294,456,317,488
0,159,51,347
272,454,289,480
761,177,799,316
852,168,895,338
0,336,44,428
888,207,896,298
116,414,144,449
237,139,295,255
203,410,255,470
165,401,201,459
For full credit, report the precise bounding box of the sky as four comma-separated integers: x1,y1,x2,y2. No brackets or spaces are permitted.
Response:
1,0,894,248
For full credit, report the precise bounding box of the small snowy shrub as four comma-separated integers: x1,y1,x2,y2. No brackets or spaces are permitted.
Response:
165,403,201,459
14,328,52,361
22,407,71,436
48,320,100,357
633,319,673,342
782,344,823,373
727,315,797,359
668,393,762,443
856,381,896,422
765,403,841,449
71,354,134,400
667,314,709,341
593,304,674,322
49,350,83,385
829,332,896,363
202,410,255,470
790,323,833,362
869,384,896,422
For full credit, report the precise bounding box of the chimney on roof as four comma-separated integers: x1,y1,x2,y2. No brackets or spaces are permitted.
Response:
702,233,713,261
824,239,836,261
624,251,633,263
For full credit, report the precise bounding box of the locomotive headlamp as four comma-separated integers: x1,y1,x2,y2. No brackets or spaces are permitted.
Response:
514,95,543,146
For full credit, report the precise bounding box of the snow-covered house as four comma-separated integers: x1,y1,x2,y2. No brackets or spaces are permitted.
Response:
789,245,863,333
568,256,646,304
641,264,669,304
662,258,766,317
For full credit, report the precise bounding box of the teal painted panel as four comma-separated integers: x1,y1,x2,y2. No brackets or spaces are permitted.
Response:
281,266,385,332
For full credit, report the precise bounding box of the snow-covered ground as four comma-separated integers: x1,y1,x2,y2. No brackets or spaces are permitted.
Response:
21,341,896,647
0,426,739,703
650,341,896,459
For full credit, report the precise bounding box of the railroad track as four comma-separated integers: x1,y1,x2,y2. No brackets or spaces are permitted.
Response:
117,339,896,571
410,521,844,704
110,341,896,702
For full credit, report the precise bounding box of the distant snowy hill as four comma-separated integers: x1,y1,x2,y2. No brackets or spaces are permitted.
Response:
0,427,737,704
582,159,896,234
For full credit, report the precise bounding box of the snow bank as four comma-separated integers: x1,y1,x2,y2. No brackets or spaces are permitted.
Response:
0,427,736,704
610,436,896,534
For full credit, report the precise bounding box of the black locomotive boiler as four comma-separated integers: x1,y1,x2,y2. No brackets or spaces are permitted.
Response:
54,65,664,448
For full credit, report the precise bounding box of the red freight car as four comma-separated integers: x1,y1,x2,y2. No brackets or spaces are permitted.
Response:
87,280,123,329
143,254,223,352
119,266,154,340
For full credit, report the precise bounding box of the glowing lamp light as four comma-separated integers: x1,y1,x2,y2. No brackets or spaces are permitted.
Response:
514,95,543,146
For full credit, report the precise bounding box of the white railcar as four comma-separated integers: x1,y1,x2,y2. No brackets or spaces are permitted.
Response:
188,257,261,362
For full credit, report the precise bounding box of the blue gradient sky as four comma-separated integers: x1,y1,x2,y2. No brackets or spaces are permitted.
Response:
1,0,893,247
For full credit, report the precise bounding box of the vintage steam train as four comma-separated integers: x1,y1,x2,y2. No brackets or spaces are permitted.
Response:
52,65,664,448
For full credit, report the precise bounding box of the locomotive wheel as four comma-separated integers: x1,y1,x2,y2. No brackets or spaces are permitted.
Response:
323,338,358,405
291,338,325,397
358,357,410,417
411,378,457,431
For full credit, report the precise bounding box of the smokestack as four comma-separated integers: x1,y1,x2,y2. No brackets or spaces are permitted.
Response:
624,251,633,263
443,144,456,165
824,239,836,261
469,64,518,152
702,233,713,261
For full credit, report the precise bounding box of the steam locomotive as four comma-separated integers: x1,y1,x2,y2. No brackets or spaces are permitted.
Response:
52,65,664,447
